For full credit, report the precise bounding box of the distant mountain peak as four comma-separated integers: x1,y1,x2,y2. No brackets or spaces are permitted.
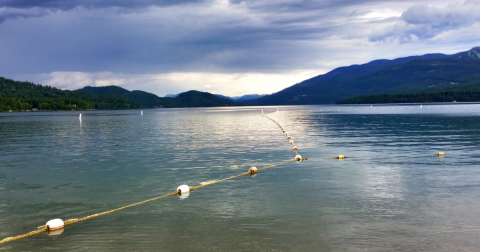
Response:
455,46,480,60
164,93,179,98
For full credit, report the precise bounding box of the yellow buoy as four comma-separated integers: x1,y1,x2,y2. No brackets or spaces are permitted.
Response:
437,152,445,157
337,155,345,160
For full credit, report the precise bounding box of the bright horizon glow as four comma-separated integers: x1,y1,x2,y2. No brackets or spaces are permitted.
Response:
27,70,320,97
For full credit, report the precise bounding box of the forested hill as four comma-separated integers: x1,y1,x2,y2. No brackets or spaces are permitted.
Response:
175,90,241,107
242,47,480,105
77,86,241,107
0,77,139,111
0,77,241,112
77,86,183,108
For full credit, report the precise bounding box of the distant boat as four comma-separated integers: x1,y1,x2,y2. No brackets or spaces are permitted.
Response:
141,110,143,115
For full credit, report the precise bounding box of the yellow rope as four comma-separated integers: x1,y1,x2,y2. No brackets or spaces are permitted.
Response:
0,228,47,245
63,191,180,226
0,158,297,245
305,152,478,160
191,159,297,191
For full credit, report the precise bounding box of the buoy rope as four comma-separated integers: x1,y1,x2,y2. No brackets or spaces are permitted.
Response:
0,158,297,245
262,113,302,156
263,110,476,160
304,152,480,160
12,109,462,245
190,159,297,191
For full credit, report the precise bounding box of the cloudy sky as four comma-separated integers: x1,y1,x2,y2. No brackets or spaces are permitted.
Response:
1,0,479,96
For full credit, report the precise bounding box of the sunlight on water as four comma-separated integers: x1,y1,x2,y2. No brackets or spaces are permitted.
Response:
1,104,480,251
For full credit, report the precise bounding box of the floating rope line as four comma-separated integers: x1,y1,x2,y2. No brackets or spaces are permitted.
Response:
0,110,307,245
262,112,303,160
5,109,467,245
305,152,480,160
0,159,299,244
263,110,468,161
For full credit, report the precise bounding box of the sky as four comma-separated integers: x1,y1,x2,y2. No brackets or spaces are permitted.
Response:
1,0,480,97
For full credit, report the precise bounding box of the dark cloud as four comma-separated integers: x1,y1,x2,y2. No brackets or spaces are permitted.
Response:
0,0,204,21
0,0,349,76
0,0,203,10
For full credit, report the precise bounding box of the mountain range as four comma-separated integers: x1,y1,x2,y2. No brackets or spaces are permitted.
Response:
243,47,480,105
3,46,480,111
0,78,240,112
77,86,240,108
166,93,267,102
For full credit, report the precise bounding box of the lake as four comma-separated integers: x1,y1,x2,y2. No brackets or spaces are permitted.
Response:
1,104,480,251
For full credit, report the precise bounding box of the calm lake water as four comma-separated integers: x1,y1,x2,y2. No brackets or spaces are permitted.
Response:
1,104,480,251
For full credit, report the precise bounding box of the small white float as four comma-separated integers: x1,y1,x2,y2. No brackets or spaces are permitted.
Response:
46,218,64,234
248,167,258,174
177,184,190,199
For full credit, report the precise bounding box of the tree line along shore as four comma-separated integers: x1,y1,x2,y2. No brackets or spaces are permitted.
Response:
335,90,480,104
0,77,239,112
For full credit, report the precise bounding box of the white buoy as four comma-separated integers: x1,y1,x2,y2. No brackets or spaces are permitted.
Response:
177,184,190,193
292,146,298,152
79,114,82,119
420,104,422,108
249,167,258,174
262,110,264,115
177,184,190,199
295,155,302,161
141,110,143,115
289,140,294,146
285,131,288,136
46,219,64,231
370,105,372,108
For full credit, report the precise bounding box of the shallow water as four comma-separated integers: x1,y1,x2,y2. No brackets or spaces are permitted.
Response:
1,104,480,251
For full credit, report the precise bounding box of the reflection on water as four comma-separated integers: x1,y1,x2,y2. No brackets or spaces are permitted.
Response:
1,104,480,251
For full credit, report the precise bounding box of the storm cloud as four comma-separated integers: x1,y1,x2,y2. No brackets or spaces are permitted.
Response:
1,0,479,96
